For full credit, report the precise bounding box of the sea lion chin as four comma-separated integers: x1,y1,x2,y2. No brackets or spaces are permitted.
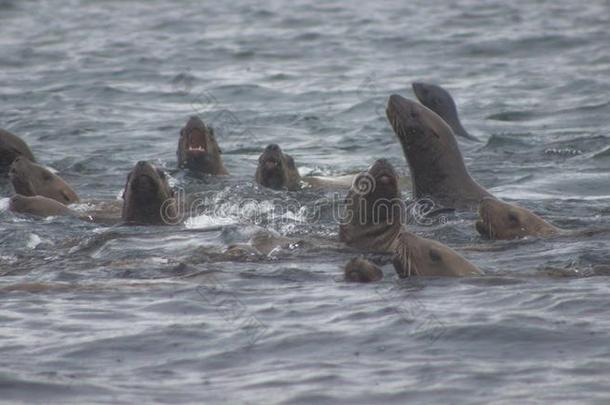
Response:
121,161,177,225
177,116,228,175
386,94,492,210
255,144,301,191
9,157,79,204
412,82,480,142
476,197,560,240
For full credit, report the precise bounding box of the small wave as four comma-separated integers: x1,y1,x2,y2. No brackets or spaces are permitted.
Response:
184,214,236,229
486,110,536,122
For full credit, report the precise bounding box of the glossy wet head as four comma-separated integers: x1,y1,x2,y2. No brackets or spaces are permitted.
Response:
9,157,79,204
360,158,399,199
177,116,226,174
0,128,36,171
255,144,300,191
386,94,454,150
9,194,73,217
122,161,176,225
344,258,383,282
412,82,454,114
476,198,558,240
393,232,482,277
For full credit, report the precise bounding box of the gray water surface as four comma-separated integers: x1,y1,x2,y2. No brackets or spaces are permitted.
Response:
1,1,610,404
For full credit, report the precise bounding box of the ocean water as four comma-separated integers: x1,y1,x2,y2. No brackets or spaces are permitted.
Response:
1,0,610,403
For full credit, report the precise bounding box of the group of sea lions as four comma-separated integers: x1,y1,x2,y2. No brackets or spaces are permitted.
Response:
1,82,587,280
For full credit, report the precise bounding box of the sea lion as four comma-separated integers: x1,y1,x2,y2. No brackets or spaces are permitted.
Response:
8,194,122,224
121,161,177,225
386,94,492,210
9,195,76,218
177,116,228,175
340,159,482,277
339,159,405,252
391,231,481,277
344,258,383,282
9,157,79,204
254,143,405,192
0,129,36,172
255,144,301,191
412,82,480,142
475,197,560,240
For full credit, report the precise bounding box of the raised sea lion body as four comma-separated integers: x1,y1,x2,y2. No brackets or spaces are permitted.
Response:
340,159,481,277
177,116,227,175
9,157,79,204
476,198,561,240
386,94,492,210
412,82,480,142
121,161,177,225
0,129,36,173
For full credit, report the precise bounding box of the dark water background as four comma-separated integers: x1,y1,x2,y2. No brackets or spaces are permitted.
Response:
1,0,610,403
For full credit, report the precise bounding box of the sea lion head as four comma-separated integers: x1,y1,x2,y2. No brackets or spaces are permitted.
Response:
386,94,461,172
393,231,482,277
412,82,479,142
255,144,301,191
412,82,457,120
386,94,484,208
177,116,227,175
0,128,36,172
9,157,79,204
121,161,176,225
476,197,559,240
339,159,404,252
9,194,74,218
362,158,400,200
344,258,383,282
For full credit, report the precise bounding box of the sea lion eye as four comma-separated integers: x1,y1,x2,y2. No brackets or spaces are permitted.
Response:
429,249,442,262
42,172,52,181
507,212,519,225
157,170,166,179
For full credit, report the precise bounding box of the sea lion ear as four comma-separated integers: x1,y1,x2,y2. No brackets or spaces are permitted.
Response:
507,212,520,225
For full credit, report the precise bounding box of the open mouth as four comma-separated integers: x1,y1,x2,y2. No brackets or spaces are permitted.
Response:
263,158,280,170
377,172,395,185
186,130,208,153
